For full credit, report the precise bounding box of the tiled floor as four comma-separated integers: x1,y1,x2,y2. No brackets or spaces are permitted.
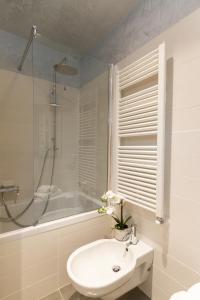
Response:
40,284,150,300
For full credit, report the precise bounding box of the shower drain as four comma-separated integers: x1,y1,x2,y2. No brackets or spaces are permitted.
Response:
112,265,121,272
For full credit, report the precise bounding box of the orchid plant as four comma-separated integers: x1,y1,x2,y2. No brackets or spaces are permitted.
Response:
98,191,132,230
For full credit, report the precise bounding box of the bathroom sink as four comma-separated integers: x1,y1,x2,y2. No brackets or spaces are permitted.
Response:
67,239,153,299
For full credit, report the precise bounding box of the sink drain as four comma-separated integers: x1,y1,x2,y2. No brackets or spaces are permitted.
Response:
112,265,121,272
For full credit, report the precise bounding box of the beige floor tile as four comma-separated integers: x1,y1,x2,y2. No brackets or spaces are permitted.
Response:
40,290,62,300
118,288,150,300
60,284,149,300
60,284,100,300
60,285,76,299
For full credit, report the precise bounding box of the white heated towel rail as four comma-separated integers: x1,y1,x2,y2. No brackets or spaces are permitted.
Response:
115,43,166,223
79,101,97,195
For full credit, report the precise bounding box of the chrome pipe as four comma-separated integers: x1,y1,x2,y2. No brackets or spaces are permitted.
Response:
17,25,37,71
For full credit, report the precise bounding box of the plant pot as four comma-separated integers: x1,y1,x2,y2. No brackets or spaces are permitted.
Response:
114,227,131,241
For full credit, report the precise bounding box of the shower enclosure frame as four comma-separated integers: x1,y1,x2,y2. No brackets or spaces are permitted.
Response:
0,24,57,228
0,24,111,234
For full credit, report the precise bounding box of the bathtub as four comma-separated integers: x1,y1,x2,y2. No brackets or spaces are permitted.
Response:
0,192,101,243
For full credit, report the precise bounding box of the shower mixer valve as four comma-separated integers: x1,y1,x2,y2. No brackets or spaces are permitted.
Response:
0,185,20,195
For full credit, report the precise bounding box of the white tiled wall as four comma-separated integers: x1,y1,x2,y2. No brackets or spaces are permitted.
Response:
117,8,200,300
0,216,111,300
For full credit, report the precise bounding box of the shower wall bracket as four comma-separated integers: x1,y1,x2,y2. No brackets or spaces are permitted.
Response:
17,25,38,71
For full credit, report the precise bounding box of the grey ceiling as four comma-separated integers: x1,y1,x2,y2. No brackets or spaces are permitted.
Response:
0,0,138,55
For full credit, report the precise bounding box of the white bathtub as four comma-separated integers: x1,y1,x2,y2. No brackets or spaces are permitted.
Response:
0,192,101,244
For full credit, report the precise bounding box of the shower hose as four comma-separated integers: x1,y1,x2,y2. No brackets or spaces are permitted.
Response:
0,142,56,228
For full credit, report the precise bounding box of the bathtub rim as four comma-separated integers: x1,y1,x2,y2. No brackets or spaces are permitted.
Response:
0,210,103,245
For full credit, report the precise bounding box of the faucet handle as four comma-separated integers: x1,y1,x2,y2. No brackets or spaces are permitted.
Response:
131,224,138,245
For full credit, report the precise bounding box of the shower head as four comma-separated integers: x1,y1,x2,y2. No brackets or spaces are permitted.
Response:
53,57,78,76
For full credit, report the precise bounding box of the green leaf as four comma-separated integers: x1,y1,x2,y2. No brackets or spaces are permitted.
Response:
115,223,128,230
112,216,120,224
124,216,132,224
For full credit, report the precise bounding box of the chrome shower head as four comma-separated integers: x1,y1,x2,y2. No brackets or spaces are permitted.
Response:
53,57,78,76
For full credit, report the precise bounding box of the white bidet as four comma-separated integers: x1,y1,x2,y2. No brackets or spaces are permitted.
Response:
67,239,153,299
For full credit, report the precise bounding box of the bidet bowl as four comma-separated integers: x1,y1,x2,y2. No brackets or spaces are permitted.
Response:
67,239,153,299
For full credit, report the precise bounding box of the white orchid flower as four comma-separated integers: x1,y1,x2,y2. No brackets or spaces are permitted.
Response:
112,194,122,204
98,191,132,231
106,206,115,215
99,191,123,215
101,193,108,202
105,190,116,199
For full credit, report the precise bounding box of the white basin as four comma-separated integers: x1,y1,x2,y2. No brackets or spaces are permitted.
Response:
67,239,153,299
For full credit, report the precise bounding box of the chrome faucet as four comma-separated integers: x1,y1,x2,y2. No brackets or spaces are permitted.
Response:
124,225,138,252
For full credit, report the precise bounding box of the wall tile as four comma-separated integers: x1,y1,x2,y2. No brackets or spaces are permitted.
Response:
154,249,200,289
0,257,57,298
116,8,200,300
152,284,168,300
152,266,184,298
0,216,111,299
173,106,200,132
172,57,200,110
1,274,58,300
